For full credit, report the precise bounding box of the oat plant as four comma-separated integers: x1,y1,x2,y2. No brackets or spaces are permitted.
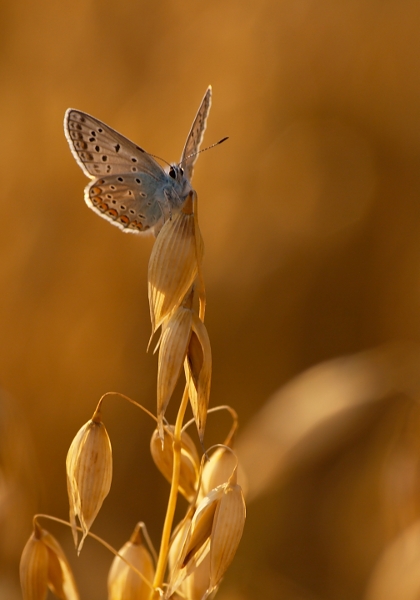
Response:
20,90,246,600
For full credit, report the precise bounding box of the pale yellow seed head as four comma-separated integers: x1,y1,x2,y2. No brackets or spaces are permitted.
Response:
157,306,193,437
42,529,80,600
184,313,212,443
20,523,80,600
167,488,223,597
168,517,191,576
208,480,246,591
200,446,249,503
150,426,200,501
20,533,49,600
200,446,238,498
148,191,204,334
108,525,155,600
179,552,212,600
167,477,246,599
66,409,112,552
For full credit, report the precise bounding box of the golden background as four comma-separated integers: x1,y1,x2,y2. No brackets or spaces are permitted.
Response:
2,1,420,599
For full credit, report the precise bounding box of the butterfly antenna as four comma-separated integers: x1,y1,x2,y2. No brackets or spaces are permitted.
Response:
181,137,229,166
148,153,172,168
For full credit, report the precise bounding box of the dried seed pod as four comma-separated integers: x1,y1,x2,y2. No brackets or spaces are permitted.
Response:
200,446,238,498
168,517,192,575
148,191,204,334
184,313,212,443
108,523,154,600
150,426,200,501
208,474,246,592
66,406,112,552
167,488,219,596
20,521,79,600
180,553,212,600
168,519,212,600
20,532,48,600
157,305,193,437
168,470,246,598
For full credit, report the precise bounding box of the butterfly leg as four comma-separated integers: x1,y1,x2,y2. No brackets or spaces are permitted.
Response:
161,189,173,222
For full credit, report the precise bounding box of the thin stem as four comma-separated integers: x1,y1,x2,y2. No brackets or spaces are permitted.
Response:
95,391,158,423
152,383,190,595
138,522,158,567
182,404,239,446
33,514,153,589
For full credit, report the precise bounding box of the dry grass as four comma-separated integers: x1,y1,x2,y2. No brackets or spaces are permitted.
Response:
2,2,420,598
19,181,246,599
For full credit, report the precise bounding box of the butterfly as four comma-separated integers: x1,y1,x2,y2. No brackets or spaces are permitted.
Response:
64,87,212,235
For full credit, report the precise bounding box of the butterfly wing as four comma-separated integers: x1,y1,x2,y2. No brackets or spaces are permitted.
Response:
180,86,212,181
85,173,170,234
64,109,166,180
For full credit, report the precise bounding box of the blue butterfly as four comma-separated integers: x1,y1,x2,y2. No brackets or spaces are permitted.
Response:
64,87,212,235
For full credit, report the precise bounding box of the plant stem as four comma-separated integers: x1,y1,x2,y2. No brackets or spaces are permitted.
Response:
151,383,190,597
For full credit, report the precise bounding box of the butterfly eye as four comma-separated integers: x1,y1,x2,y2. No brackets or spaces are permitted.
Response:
169,167,176,179
179,167,184,176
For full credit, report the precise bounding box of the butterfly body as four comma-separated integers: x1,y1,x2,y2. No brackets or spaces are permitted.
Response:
64,87,212,235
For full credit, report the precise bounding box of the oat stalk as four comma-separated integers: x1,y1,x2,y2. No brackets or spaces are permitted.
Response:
21,100,246,600
153,383,190,593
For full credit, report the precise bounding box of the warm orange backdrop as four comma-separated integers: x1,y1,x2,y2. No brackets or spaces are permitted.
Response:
2,1,420,599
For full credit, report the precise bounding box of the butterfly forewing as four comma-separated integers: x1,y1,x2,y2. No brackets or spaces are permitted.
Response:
180,86,212,181
64,109,166,180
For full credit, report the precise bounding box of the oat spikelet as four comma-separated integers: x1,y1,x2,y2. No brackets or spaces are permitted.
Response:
200,446,239,499
108,523,155,600
168,517,213,600
180,552,213,600
150,426,200,501
148,191,204,335
168,517,192,576
208,473,246,594
157,305,193,437
20,521,80,600
66,405,112,552
20,532,49,600
185,313,212,443
167,468,246,598
166,489,218,597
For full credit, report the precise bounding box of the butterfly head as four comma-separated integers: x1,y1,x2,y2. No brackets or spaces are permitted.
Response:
167,163,192,197
168,164,185,181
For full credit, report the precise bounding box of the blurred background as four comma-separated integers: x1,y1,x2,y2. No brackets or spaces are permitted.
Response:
2,0,420,598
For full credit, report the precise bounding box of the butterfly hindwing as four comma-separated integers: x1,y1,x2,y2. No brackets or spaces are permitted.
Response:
85,173,169,233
